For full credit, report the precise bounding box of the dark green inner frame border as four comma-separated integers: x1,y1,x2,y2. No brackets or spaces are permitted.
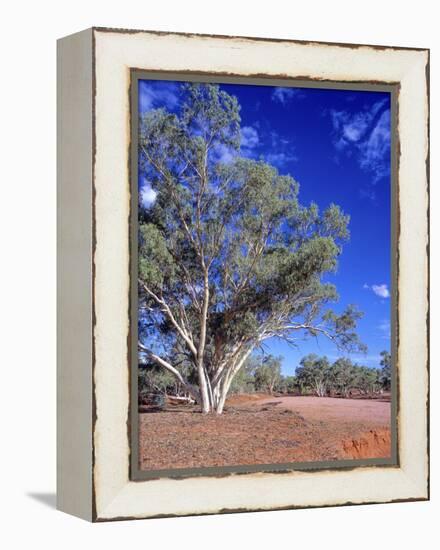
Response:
129,70,399,482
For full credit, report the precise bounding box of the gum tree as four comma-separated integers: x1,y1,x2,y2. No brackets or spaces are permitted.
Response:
295,354,332,397
331,357,358,397
138,83,365,414
253,355,282,395
379,350,392,391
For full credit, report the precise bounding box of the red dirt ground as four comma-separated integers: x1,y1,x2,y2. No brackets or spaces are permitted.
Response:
139,394,391,471
256,395,390,424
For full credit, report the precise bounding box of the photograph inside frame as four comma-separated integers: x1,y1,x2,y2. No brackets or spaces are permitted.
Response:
132,74,397,476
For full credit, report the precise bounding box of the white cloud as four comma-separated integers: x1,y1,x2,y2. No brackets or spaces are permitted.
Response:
358,109,391,181
139,81,179,112
372,284,390,298
266,151,298,167
272,87,304,104
363,283,390,299
140,183,157,208
359,187,377,201
329,99,391,188
378,319,391,339
241,126,259,149
212,125,258,164
212,142,236,164
264,130,298,167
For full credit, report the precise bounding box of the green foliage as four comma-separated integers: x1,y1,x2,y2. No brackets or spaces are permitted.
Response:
295,353,389,397
137,82,367,410
140,349,391,401
379,350,392,391
353,365,380,395
229,361,256,394
254,355,282,394
279,375,298,394
139,365,176,402
139,223,176,287
321,304,367,353
330,357,358,397
295,354,332,396
139,358,196,404
182,83,241,149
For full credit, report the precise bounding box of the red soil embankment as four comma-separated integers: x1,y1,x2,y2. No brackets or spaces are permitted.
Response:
255,395,392,460
340,429,391,459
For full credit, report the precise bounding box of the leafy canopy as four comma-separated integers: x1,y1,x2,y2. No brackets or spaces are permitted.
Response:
138,82,365,394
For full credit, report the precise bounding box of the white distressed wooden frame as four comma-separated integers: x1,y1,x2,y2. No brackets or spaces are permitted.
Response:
57,27,429,522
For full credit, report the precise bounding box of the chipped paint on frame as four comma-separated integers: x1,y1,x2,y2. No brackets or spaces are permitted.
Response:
91,27,429,522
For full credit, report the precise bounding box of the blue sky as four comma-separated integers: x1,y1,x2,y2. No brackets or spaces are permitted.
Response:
138,79,392,374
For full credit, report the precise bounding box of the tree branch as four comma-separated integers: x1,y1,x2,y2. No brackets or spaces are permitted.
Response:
139,280,198,358
138,342,200,402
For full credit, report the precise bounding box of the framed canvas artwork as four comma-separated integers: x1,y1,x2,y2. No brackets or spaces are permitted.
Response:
57,27,429,521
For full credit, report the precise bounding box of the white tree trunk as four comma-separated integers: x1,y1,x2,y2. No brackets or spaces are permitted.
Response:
143,338,254,414
315,380,327,397
213,374,232,414
197,366,211,413
211,347,253,414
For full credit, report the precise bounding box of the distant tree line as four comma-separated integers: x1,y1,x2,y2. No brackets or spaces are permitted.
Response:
139,350,391,403
293,351,391,397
